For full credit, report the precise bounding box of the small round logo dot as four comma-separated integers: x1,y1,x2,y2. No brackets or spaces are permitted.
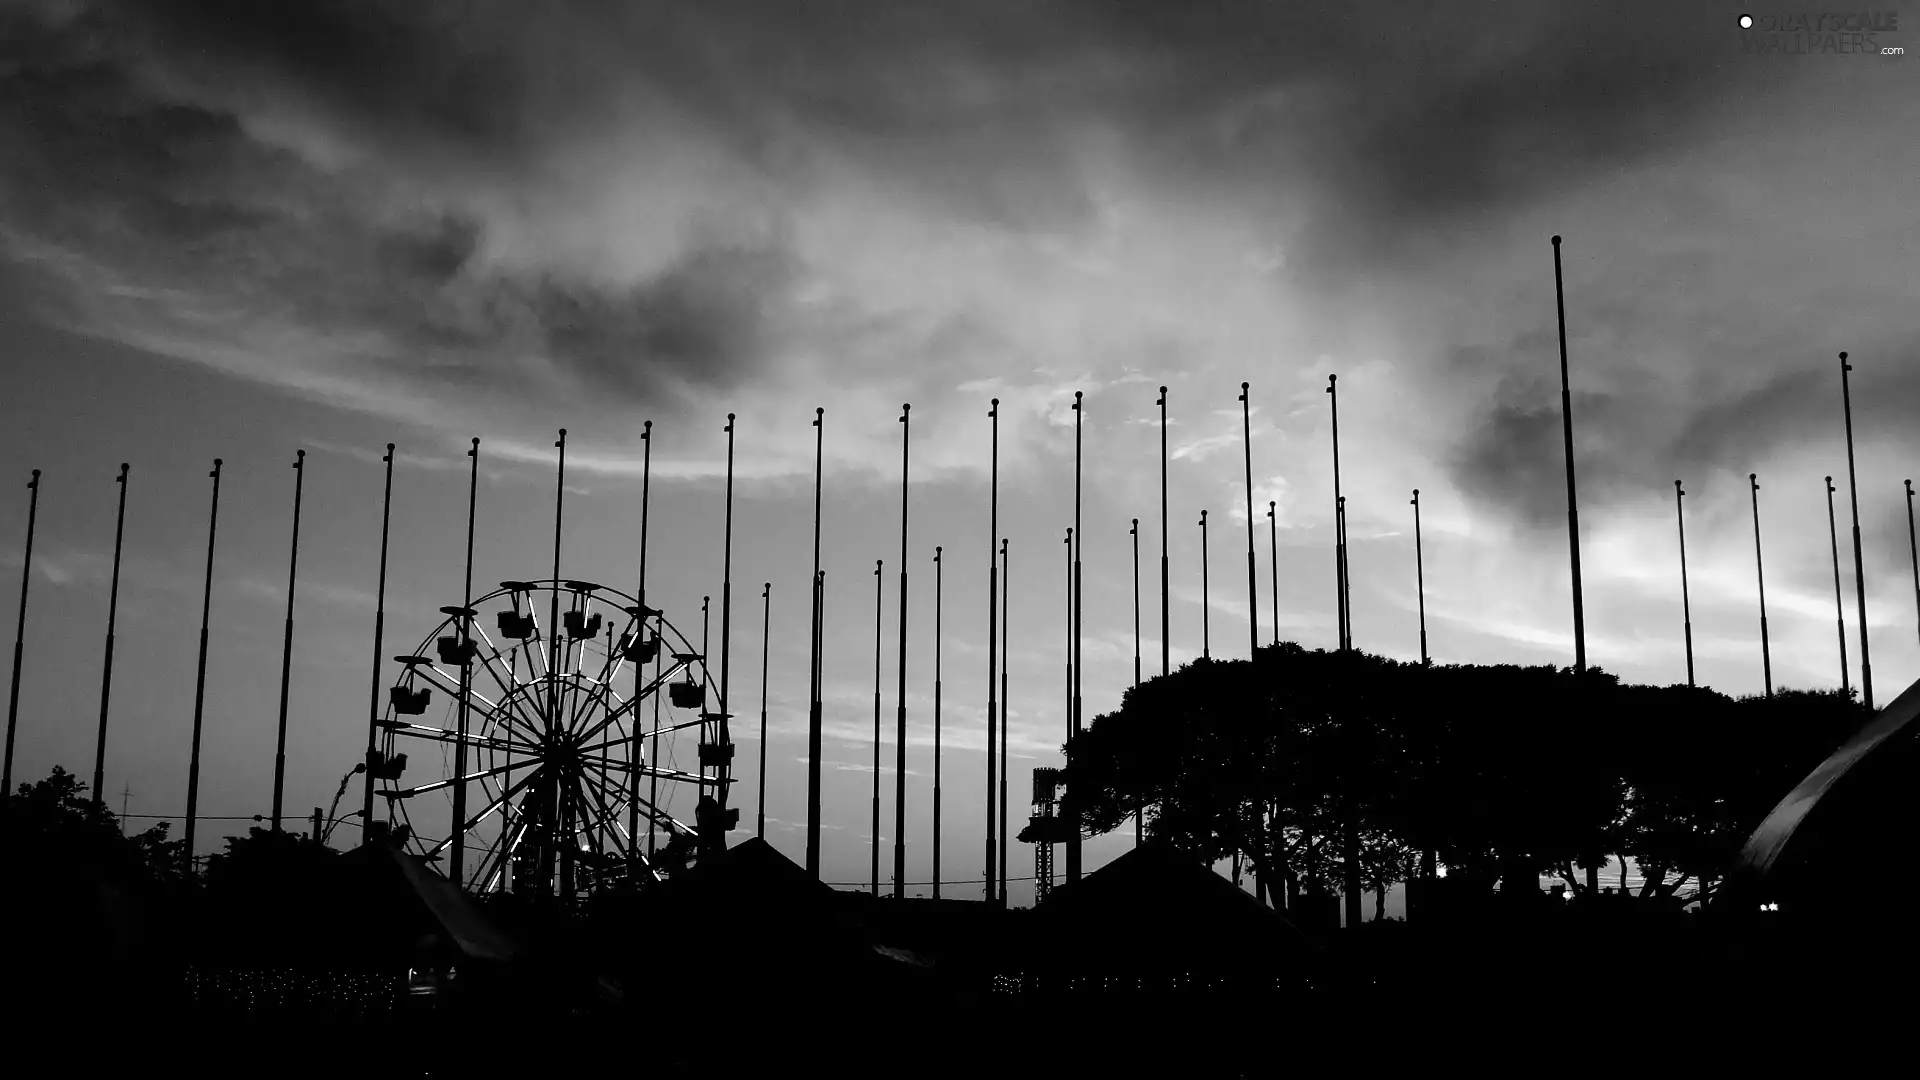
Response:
1739,14,1753,28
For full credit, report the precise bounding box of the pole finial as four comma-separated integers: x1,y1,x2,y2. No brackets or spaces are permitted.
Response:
294,448,305,467
764,582,770,597
28,468,39,486
1552,234,1562,246
813,407,822,427
117,463,128,481
210,459,222,474
642,420,652,438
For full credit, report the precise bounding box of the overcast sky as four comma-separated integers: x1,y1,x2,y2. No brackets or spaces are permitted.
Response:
3,0,1917,905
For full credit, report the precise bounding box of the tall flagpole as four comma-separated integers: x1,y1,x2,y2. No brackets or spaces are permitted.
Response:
1826,477,1851,696
1159,387,1170,679
451,438,481,888
362,446,395,832
1268,502,1278,647
1907,479,1918,653
985,399,1000,904
1327,375,1347,652
932,545,943,899
871,559,883,897
806,408,824,877
1751,473,1772,697
757,581,770,840
1241,383,1258,657
3,468,41,798
1551,235,1587,673
1198,510,1210,659
270,449,306,832
1838,353,1873,710
719,415,738,850
91,464,130,807
998,537,1010,904
545,433,563,896
1676,480,1694,687
182,460,222,874
628,421,652,855
1068,391,1083,886
894,404,910,898
1131,519,1141,847
1412,490,1428,667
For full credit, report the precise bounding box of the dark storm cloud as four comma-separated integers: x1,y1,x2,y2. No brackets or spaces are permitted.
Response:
0,0,1782,424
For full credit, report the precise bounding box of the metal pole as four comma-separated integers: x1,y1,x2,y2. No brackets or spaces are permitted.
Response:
807,408,824,878
1751,473,1772,698
894,405,909,897
758,581,770,840
452,438,480,888
1131,519,1140,847
933,545,942,898
1241,383,1258,657
1199,511,1210,659
1413,490,1428,667
1551,235,1587,672
1069,392,1082,886
91,463,129,807
1327,375,1346,652
629,421,652,856
362,446,394,833
998,537,1009,905
871,560,882,897
3,468,41,798
720,415,737,842
182,460,221,874
1676,480,1694,687
1839,353,1873,710
985,399,999,905
1907,479,1918,653
546,432,563,898
1826,477,1851,696
1159,386,1170,679
271,450,305,831
1268,502,1278,648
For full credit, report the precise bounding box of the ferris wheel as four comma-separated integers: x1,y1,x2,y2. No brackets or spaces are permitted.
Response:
371,579,733,896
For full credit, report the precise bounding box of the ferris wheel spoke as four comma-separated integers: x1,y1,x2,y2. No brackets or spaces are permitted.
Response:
407,663,533,741
577,713,704,757
382,755,534,801
572,659,690,746
564,676,625,740
571,768,628,855
468,624,547,736
427,765,544,862
382,719,539,756
576,758,691,839
582,755,725,788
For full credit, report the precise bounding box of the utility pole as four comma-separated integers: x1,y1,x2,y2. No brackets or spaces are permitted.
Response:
2,468,40,798
719,416,738,851
628,422,653,858
91,463,130,807
1751,473,1772,697
1826,477,1851,696
1131,519,1140,847
1327,376,1347,652
1838,353,1873,709
1551,235,1587,673
271,449,306,832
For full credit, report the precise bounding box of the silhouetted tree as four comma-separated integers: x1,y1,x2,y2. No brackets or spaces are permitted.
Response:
1068,647,1867,916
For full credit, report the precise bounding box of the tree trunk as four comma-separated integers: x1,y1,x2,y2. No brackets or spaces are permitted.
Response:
1374,886,1386,923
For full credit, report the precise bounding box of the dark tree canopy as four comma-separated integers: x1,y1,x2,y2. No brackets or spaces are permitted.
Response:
1065,645,1864,905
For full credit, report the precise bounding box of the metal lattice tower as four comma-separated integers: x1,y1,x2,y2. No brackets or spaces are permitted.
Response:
1030,767,1063,905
